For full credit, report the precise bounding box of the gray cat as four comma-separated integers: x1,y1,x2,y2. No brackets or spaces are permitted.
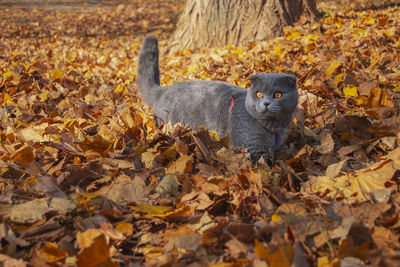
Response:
137,35,298,163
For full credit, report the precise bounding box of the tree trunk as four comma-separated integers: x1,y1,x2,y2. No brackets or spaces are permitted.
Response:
167,0,320,54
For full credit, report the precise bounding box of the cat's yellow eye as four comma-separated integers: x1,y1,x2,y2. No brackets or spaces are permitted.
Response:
274,91,282,99
256,91,263,98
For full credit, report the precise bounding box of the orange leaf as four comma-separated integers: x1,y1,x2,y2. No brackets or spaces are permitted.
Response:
254,239,294,267
38,242,67,263
76,235,117,267
12,145,34,165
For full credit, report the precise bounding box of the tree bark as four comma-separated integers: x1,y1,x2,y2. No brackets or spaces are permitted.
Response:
167,0,320,54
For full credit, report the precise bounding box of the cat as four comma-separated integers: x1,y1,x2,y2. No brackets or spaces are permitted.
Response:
137,35,298,163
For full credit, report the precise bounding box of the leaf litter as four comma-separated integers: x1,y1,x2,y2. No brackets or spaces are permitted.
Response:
0,0,400,266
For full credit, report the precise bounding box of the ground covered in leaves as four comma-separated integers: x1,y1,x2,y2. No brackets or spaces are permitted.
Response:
0,0,400,266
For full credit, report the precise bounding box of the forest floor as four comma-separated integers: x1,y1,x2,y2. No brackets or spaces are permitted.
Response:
0,0,399,266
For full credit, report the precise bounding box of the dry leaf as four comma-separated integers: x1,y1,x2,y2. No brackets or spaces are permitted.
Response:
325,158,348,178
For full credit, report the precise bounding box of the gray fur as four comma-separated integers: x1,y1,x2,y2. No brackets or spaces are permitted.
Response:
137,35,298,163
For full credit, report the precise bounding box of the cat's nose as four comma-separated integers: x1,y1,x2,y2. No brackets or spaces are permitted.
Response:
263,101,270,108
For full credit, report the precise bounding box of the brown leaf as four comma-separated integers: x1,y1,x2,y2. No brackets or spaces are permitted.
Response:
0,198,49,224
302,148,400,203
325,157,348,178
254,239,294,267
166,154,193,175
95,174,150,203
0,254,28,267
225,238,248,258
76,235,117,267
358,82,376,96
337,145,360,157
35,242,67,264
317,134,334,154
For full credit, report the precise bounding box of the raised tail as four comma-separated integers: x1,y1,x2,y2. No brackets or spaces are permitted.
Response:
137,35,161,105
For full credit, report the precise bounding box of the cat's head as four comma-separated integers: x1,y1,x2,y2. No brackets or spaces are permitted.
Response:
245,73,298,128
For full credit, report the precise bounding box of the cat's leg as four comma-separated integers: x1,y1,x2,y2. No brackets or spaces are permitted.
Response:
272,129,287,150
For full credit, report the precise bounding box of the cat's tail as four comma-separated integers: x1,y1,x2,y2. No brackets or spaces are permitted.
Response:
137,35,161,105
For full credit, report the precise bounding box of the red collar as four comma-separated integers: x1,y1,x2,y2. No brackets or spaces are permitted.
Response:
229,96,234,113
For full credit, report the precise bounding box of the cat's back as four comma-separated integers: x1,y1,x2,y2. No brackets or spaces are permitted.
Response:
153,79,246,135
155,79,245,108
170,80,245,94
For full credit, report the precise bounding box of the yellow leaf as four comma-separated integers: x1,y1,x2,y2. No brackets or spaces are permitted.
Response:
1,71,13,86
183,48,192,55
271,214,282,222
317,256,331,267
4,92,15,105
343,84,358,97
39,90,49,101
81,192,99,199
273,45,282,56
226,44,233,50
115,84,124,94
116,222,134,236
187,64,198,73
326,60,343,78
286,29,301,40
392,87,400,92
355,96,368,105
51,69,64,80
209,130,220,141
335,73,345,85
233,48,243,55
129,203,174,215
161,75,170,84
384,30,392,39
365,17,375,25
129,204,191,219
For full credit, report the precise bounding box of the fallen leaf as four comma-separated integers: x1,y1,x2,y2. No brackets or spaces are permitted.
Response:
317,134,334,154
95,174,150,203
325,158,348,178
35,242,67,263
254,239,293,267
343,84,358,97
225,238,248,258
326,60,344,78
302,148,400,203
155,174,180,196
0,198,49,223
76,235,117,267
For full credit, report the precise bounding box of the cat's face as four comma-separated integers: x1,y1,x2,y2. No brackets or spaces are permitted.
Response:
245,73,298,126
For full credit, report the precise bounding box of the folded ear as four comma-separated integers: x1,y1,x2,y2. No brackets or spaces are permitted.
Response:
285,74,297,88
249,74,263,86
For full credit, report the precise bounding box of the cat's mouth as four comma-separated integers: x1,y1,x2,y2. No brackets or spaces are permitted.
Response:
257,106,280,114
